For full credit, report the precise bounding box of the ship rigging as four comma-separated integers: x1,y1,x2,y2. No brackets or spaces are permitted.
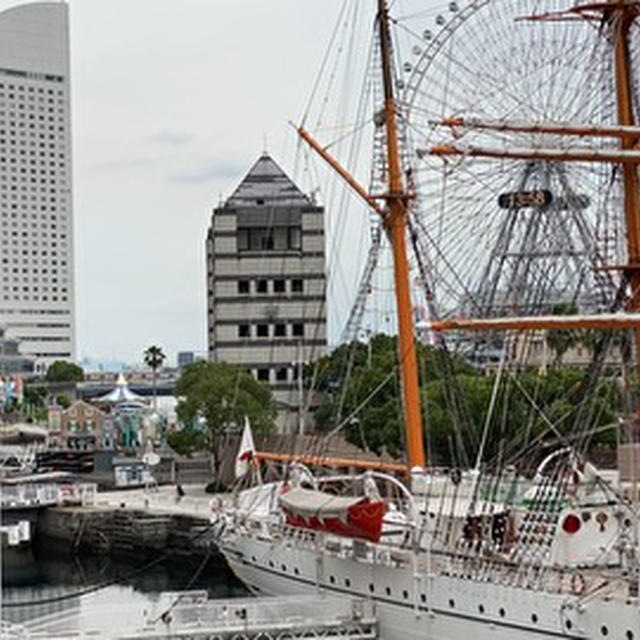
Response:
217,1,640,638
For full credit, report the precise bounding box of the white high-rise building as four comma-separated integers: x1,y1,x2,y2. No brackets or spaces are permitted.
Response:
0,2,75,374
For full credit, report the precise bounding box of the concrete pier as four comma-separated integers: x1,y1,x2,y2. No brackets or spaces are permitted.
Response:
37,485,227,558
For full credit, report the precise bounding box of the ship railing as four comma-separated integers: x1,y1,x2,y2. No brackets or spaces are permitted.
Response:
271,520,417,561
14,594,376,639
153,595,374,630
0,482,96,508
430,549,633,598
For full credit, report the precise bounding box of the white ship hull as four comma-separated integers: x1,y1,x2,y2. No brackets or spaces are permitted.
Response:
221,531,640,640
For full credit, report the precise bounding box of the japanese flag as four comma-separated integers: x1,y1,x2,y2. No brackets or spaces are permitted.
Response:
235,417,256,478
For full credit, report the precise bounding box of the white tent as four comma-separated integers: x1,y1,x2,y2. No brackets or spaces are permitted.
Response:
98,373,144,404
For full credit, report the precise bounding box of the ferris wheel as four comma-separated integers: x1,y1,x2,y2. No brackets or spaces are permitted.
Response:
400,0,635,319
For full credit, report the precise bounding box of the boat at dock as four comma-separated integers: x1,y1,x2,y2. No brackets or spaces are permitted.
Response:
217,0,640,638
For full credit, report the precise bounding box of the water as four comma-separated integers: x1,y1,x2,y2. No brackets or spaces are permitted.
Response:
2,540,249,627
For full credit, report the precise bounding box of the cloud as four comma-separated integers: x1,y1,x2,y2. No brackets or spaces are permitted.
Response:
168,160,244,184
89,156,160,173
150,130,194,146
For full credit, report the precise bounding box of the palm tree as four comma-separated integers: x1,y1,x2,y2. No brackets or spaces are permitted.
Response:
143,345,166,410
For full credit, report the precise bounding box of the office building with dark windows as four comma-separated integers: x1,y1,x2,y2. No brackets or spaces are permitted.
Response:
206,153,326,432
0,2,75,374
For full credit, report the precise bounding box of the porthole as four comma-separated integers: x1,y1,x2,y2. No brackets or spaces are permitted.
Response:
251,556,256,562
294,568,299,575
601,626,609,637
478,604,485,614
566,620,573,630
421,594,426,604
329,575,335,584
449,599,455,608
345,578,351,588
626,631,634,640
403,590,409,599
369,583,375,593
268,561,274,568
531,613,538,624
499,608,505,618
385,587,391,596
281,564,287,572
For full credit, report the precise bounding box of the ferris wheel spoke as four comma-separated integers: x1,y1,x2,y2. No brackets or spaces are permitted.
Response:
398,0,625,319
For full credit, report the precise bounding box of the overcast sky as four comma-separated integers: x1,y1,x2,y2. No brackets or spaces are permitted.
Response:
2,0,374,366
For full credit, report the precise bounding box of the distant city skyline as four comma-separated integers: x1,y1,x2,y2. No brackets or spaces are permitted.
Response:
0,0,369,367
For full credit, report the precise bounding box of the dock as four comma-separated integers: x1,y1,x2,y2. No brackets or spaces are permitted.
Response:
2,593,378,639
37,485,227,557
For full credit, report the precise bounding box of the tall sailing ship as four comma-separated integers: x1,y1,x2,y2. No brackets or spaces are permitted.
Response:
218,0,640,637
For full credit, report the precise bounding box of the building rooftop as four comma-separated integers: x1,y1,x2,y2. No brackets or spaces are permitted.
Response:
225,153,312,208
0,2,69,76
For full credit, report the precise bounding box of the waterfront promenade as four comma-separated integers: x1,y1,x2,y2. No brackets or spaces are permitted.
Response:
94,484,230,520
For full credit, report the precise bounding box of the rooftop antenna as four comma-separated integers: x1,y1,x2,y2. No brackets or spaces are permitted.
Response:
262,132,268,155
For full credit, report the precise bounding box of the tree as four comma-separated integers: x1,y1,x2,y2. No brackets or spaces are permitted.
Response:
22,385,48,422
55,393,72,409
546,303,580,366
312,334,474,460
45,361,84,382
310,333,618,468
167,428,206,457
143,345,166,410
174,360,276,477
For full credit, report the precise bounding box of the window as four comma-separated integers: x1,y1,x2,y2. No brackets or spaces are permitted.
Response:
273,279,286,293
289,227,302,250
255,227,273,250
292,323,304,337
257,368,269,382
257,279,268,294
238,324,250,338
273,227,288,250
237,228,249,250
276,367,288,381
236,226,302,252
238,280,250,294
291,279,303,293
257,324,268,337
274,323,286,337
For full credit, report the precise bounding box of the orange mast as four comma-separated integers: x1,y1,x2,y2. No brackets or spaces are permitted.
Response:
293,0,426,469
427,314,640,333
613,5,640,395
437,116,640,140
376,0,425,469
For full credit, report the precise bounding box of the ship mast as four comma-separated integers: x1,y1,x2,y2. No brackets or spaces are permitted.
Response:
376,0,425,469
613,3,640,398
293,0,426,469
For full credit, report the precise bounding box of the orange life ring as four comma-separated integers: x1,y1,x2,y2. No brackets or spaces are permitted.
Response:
570,572,586,596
